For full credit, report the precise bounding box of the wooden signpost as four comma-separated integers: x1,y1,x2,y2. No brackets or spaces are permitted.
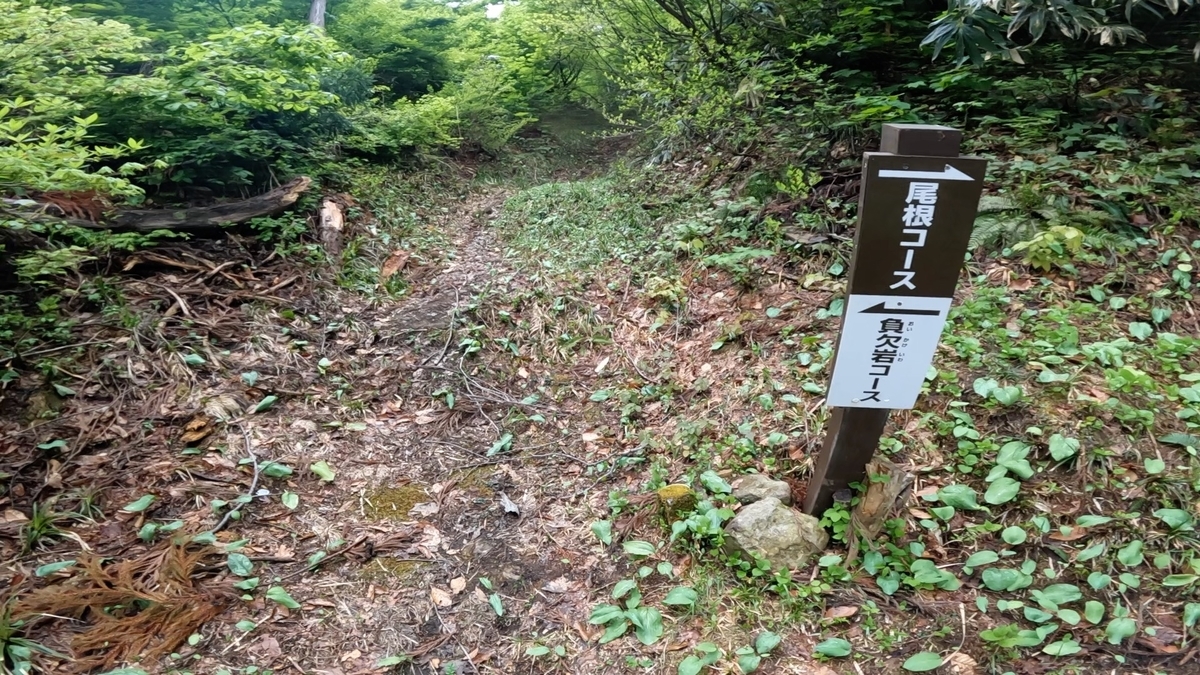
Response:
802,123,988,516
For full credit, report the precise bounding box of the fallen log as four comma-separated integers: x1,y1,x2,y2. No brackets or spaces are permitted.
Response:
3,177,313,235
108,177,313,232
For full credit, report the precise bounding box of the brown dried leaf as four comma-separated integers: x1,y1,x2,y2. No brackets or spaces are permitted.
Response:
450,577,467,594
824,605,859,620
380,250,410,283
541,577,572,594
944,651,978,675
430,587,452,607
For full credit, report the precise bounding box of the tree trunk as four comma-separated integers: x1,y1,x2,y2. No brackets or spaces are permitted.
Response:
308,0,327,27
6,177,313,235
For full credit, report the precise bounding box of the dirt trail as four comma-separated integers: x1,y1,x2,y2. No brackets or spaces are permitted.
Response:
209,184,614,674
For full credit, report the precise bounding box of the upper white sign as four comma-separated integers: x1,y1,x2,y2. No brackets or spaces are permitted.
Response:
825,293,953,409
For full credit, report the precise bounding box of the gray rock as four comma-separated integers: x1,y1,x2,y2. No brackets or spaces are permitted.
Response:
723,497,829,569
731,473,793,505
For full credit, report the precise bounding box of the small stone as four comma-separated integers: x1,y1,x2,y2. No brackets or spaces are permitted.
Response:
731,473,793,505
723,497,828,569
657,484,698,519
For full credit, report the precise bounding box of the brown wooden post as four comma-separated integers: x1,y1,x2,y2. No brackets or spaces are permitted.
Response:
802,124,987,516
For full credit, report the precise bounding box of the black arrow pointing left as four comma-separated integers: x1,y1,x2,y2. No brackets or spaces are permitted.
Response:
859,301,940,316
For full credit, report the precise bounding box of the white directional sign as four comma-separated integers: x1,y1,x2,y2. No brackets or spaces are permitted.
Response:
825,294,952,409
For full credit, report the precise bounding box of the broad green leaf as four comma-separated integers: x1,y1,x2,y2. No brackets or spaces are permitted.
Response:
1155,508,1193,530
612,579,637,599
281,491,299,509
252,395,278,413
930,505,955,520
964,550,1000,569
815,638,851,658
877,574,900,595
1076,515,1112,527
589,389,611,401
488,593,504,616
1128,322,1152,340
627,606,663,645
737,653,762,674
901,651,943,671
235,620,257,632
310,460,335,482
1160,432,1200,449
1001,526,1026,545
1119,572,1141,588
1057,609,1081,625
121,494,155,512
755,631,782,655
377,655,410,667
937,484,983,511
1144,457,1166,474
1024,607,1054,623
226,553,254,577
1162,574,1198,587
996,441,1033,478
1043,638,1082,656
973,377,999,397
992,386,1023,405
1117,540,1144,567
1183,603,1200,628
591,520,613,545
699,470,732,494
1084,600,1105,624
1106,617,1137,644
525,645,551,657
1087,572,1111,590
1077,542,1106,562
241,371,260,386
599,620,628,643
35,560,75,577
588,604,625,625
1048,434,1079,461
261,461,293,478
622,540,656,558
678,656,705,675
265,586,301,609
663,586,698,607
1036,584,1081,606
184,353,206,366
985,477,1021,504
233,577,259,590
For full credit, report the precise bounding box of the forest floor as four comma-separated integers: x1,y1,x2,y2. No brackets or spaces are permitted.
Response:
3,119,1200,675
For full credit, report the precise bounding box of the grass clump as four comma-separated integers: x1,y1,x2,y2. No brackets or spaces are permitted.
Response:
493,178,653,277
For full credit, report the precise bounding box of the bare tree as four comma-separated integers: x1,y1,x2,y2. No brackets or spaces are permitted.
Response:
308,0,326,27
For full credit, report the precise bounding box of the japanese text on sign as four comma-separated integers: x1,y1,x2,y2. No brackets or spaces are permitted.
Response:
859,318,908,404
891,182,939,291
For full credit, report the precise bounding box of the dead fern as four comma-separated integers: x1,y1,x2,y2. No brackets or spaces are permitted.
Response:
14,541,234,672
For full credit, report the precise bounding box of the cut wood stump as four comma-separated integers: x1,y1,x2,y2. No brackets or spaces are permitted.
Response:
318,198,344,263
846,457,913,565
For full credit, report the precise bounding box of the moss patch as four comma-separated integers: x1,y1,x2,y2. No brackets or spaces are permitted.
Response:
449,465,496,497
364,484,427,521
358,557,428,583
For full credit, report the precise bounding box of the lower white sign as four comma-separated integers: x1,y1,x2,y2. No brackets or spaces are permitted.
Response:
826,294,953,409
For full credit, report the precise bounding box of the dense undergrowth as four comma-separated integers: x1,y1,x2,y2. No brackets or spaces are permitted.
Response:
4,0,1200,673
